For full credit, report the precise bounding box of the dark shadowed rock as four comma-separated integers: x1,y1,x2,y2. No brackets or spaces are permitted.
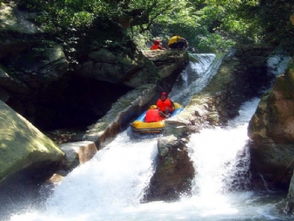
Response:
248,60,294,190
0,66,29,94
144,135,195,201
78,48,188,89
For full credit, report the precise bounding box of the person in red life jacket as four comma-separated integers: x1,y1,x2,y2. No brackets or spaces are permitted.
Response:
156,92,175,118
145,105,164,122
150,40,165,50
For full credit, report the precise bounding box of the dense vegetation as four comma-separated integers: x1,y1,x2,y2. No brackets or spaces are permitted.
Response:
13,0,294,53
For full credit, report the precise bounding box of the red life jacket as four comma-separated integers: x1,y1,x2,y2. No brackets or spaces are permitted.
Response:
150,44,164,50
145,109,164,122
156,98,174,112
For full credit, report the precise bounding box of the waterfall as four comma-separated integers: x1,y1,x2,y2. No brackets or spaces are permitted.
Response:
11,133,158,221
8,54,288,221
186,99,261,218
169,53,222,105
267,55,291,76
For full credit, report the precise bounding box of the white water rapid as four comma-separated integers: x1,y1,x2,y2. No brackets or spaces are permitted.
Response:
169,53,222,105
8,54,289,221
10,99,286,221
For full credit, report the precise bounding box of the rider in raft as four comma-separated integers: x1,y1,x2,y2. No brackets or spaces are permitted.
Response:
145,105,164,122
156,92,175,118
150,39,165,50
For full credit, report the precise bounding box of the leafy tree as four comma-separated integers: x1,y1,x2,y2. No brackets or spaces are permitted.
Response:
17,0,294,53
254,0,294,52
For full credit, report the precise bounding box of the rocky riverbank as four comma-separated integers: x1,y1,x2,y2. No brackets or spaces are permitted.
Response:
247,58,294,214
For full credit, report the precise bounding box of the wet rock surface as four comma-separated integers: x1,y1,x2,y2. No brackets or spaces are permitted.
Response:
144,135,195,201
249,60,294,190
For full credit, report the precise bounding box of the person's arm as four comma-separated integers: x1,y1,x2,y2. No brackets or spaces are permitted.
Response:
159,111,169,118
171,100,175,111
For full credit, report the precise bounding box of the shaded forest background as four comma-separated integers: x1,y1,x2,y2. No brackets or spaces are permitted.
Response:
9,0,294,54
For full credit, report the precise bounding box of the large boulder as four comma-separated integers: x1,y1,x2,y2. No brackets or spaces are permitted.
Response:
248,59,294,189
75,18,158,88
77,28,188,89
0,100,64,184
143,50,189,79
78,47,157,88
144,135,195,201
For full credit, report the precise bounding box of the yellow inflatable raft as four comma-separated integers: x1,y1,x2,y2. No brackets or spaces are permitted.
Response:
130,103,183,134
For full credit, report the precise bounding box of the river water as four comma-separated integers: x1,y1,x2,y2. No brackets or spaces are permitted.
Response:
7,54,292,221
169,53,222,105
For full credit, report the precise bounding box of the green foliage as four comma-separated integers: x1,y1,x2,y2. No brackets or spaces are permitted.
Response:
19,0,112,31
253,0,294,53
197,34,235,53
17,0,294,54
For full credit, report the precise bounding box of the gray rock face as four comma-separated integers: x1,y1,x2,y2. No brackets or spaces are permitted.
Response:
79,48,157,87
84,84,158,147
60,141,98,172
0,100,64,185
78,49,188,88
6,44,69,89
248,62,294,189
144,135,195,201
0,66,28,94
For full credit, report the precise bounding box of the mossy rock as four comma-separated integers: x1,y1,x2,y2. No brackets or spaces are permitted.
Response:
0,101,64,184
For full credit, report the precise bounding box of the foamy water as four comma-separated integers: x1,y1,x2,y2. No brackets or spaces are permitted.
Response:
169,53,222,105
8,54,291,221
10,99,287,221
